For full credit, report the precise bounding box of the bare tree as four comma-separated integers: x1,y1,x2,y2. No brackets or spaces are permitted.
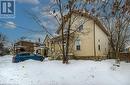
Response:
0,33,6,55
26,0,130,64
27,0,96,64
88,0,130,63
49,0,97,64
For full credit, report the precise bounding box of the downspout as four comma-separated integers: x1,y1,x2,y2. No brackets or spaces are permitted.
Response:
94,20,96,58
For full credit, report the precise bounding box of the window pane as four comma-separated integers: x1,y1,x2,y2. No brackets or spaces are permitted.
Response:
75,37,81,51
76,45,80,50
98,45,100,51
75,39,80,45
77,25,83,32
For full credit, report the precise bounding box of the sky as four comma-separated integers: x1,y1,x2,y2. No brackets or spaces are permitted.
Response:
0,0,56,43
0,0,98,44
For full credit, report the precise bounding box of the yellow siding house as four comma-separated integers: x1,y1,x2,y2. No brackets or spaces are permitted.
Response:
44,10,109,60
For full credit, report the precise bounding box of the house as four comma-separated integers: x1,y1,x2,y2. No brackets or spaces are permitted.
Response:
43,35,52,57
124,46,130,53
44,10,109,60
14,40,34,54
34,43,45,56
118,46,130,62
14,40,46,56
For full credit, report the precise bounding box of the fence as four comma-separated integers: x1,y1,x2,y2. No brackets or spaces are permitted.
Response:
119,52,130,62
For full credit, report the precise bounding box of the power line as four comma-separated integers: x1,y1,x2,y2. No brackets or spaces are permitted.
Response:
25,10,54,37
0,20,44,33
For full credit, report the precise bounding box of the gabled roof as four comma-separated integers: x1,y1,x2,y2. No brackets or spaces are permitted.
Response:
15,40,34,45
43,35,51,44
50,32,75,42
56,10,109,36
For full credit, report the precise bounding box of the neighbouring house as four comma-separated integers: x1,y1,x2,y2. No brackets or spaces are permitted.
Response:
43,35,51,57
44,10,110,60
118,46,130,62
34,43,45,56
124,46,130,53
14,40,45,56
14,40,34,54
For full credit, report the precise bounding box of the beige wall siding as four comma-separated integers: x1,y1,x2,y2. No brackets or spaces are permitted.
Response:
46,15,109,58
73,20,95,56
73,20,109,57
95,22,109,56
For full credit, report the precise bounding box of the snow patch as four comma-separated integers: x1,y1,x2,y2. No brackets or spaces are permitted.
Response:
0,55,130,85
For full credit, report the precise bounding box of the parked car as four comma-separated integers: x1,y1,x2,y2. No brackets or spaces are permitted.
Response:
12,52,44,63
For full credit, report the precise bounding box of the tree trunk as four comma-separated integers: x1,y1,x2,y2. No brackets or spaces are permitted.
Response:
65,11,72,64
65,24,71,64
61,24,66,64
115,48,120,64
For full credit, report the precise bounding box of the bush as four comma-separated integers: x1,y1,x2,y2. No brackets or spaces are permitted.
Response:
0,48,10,56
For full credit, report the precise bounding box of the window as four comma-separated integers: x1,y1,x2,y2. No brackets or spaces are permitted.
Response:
77,19,84,32
75,38,81,51
64,41,66,49
77,25,83,32
47,42,49,47
51,41,54,44
76,45,80,50
64,28,67,34
98,45,101,51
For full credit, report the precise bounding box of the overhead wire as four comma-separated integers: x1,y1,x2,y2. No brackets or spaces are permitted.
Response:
0,20,44,33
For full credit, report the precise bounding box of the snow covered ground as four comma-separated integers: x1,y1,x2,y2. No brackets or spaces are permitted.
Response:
0,55,130,85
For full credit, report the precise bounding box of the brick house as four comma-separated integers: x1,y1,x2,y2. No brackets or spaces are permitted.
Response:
14,40,34,54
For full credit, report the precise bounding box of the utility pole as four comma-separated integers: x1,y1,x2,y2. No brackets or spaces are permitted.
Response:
13,43,16,55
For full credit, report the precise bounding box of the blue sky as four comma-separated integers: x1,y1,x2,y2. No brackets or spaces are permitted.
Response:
0,0,54,43
0,0,94,44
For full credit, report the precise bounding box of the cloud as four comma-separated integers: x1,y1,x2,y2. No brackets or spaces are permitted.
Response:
31,5,59,36
50,0,57,4
16,0,40,5
32,6,40,12
34,34,45,42
4,21,16,29
23,33,45,43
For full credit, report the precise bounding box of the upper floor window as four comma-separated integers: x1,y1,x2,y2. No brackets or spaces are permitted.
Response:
77,25,83,32
47,42,49,47
64,28,67,34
